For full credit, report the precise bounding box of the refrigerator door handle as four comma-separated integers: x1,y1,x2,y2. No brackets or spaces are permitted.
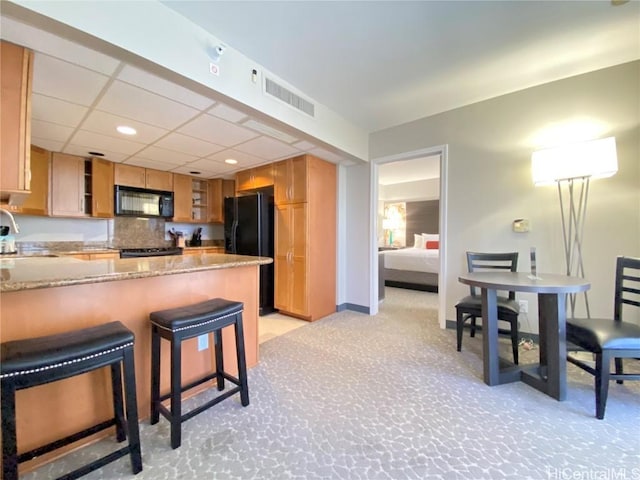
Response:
231,220,238,253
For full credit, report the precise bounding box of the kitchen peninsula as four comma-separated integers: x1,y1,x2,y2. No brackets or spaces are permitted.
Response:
0,253,271,472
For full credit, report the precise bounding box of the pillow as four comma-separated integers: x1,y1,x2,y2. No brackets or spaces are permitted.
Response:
422,233,439,242
413,234,426,249
425,240,439,250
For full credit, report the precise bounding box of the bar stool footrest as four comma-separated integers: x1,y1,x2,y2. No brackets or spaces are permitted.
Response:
18,418,118,464
55,446,135,480
158,386,242,423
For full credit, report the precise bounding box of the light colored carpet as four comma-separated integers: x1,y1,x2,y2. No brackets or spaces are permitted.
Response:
23,287,640,479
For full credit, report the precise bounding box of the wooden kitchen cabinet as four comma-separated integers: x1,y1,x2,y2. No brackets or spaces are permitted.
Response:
274,155,308,205
91,157,114,218
50,153,114,218
191,178,208,222
235,164,274,193
146,168,173,191
274,155,336,321
275,203,309,317
114,164,145,188
208,178,235,223
114,165,172,191
62,252,119,260
18,146,49,216
1,41,34,206
172,173,193,222
50,153,85,217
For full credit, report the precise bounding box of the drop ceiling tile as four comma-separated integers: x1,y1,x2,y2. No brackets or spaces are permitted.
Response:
63,144,129,163
208,103,248,123
183,158,229,171
70,130,146,155
123,158,179,170
134,146,199,166
31,94,88,127
170,165,218,178
117,65,216,110
205,148,264,168
31,119,75,143
32,54,110,106
154,133,225,157
96,81,200,130
234,136,300,160
81,110,169,144
1,17,120,75
293,140,317,151
31,137,65,153
178,114,259,147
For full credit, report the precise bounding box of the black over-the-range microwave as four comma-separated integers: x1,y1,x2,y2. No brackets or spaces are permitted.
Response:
114,185,174,218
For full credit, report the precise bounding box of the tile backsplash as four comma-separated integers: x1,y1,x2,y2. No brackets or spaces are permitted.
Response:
112,217,167,248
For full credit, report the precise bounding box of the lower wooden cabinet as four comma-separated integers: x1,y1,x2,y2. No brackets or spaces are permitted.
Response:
275,203,308,317
61,252,119,260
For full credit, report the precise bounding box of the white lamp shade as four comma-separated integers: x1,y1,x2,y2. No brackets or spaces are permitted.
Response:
531,136,618,185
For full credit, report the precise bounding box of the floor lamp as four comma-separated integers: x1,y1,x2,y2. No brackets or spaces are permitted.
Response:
531,137,618,318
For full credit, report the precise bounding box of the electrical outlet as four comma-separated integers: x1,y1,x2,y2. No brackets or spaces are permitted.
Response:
197,334,209,351
518,300,528,314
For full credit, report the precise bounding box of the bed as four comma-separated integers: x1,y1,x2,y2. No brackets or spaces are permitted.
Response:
382,236,439,292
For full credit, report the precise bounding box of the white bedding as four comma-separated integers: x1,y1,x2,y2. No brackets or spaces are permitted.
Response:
383,247,439,274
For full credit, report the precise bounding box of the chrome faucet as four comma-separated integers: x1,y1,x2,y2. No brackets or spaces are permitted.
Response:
0,208,20,234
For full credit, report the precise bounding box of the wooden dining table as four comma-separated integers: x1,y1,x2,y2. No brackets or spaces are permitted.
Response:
458,271,590,400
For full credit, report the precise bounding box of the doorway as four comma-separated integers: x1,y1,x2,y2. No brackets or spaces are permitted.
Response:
370,145,448,328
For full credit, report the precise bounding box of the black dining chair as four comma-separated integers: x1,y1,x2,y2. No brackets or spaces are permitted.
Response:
456,252,520,364
566,255,640,419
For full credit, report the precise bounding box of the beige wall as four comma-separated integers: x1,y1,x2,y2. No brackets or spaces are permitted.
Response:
370,61,640,328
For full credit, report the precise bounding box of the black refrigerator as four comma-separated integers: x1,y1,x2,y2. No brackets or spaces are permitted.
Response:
224,191,275,315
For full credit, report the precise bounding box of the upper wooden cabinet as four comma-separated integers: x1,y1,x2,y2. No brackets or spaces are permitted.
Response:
146,168,173,191
208,178,235,223
274,155,308,205
172,173,193,222
114,164,172,191
50,153,114,218
235,164,274,193
91,158,114,218
1,41,34,206
18,146,49,216
50,153,85,217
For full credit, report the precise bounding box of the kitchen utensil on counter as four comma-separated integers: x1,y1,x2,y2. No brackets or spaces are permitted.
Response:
190,228,202,247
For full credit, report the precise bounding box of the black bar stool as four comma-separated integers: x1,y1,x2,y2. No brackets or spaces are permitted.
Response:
150,298,249,449
1,321,143,480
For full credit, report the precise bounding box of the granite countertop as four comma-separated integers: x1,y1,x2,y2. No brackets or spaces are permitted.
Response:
0,254,272,293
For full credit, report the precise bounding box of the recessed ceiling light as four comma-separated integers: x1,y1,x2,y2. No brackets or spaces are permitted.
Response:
189,171,201,175
225,159,238,165
116,125,137,135
88,151,105,157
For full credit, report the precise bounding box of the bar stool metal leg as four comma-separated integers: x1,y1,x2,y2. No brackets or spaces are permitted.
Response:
234,313,250,407
170,336,182,450
123,347,143,473
150,324,161,425
2,382,18,480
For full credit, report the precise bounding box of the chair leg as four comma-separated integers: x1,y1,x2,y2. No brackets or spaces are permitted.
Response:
214,329,225,391
470,316,477,338
1,381,18,480
456,309,464,352
510,321,519,365
110,362,126,442
123,347,143,474
150,325,161,425
594,351,611,420
234,314,250,407
170,337,183,449
614,357,624,385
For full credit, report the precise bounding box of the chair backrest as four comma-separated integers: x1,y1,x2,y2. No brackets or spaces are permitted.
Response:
466,252,519,299
614,256,640,322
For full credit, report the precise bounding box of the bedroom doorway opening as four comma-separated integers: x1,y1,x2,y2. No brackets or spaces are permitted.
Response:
370,145,448,329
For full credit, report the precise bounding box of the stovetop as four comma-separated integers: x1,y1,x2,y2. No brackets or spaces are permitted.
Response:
119,247,183,258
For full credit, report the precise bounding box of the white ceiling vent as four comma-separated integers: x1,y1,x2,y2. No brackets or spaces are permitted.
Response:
265,77,315,117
